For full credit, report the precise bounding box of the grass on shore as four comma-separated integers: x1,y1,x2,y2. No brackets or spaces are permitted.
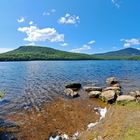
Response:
79,102,140,140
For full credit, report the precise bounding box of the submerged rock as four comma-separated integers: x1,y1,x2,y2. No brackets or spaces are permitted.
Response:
0,91,5,100
0,132,18,140
106,77,118,86
65,83,81,91
88,91,101,98
117,95,136,103
83,86,102,92
0,118,18,129
64,88,79,98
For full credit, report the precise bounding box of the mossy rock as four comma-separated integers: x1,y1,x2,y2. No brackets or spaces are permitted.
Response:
0,91,5,99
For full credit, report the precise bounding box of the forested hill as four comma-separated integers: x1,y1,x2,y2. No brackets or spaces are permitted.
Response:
0,46,140,61
0,46,98,61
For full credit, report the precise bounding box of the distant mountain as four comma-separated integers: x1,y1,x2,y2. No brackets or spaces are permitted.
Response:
0,46,140,61
94,48,140,59
0,46,98,61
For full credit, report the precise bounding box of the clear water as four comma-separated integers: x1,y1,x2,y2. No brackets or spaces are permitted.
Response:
0,60,140,115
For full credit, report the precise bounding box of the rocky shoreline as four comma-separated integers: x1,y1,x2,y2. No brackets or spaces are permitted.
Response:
0,77,140,140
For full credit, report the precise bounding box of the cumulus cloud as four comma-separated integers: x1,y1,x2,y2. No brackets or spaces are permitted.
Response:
71,40,95,53
17,17,25,23
60,43,68,46
58,13,80,25
17,25,64,43
111,0,120,8
43,9,56,16
121,38,140,48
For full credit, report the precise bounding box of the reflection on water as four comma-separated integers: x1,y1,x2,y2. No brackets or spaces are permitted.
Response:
0,60,140,115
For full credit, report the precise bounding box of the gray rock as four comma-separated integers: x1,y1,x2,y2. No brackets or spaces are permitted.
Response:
112,83,121,88
65,83,81,91
136,97,140,103
117,95,136,103
129,91,140,98
101,90,117,102
83,86,102,92
103,86,121,91
103,86,121,96
64,88,79,98
88,91,101,98
106,77,118,86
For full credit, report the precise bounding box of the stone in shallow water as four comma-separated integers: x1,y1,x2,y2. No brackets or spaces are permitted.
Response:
65,83,81,91
0,118,18,129
0,132,18,140
83,86,102,92
64,88,79,98
88,91,101,98
0,91,5,99
106,77,118,86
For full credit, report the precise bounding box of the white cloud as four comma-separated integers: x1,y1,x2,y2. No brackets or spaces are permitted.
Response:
29,21,34,25
88,40,96,45
58,13,80,25
71,40,95,53
71,45,91,53
0,48,14,53
43,9,56,16
18,25,64,43
121,38,140,48
111,0,120,8
17,17,25,23
26,42,35,46
60,43,68,46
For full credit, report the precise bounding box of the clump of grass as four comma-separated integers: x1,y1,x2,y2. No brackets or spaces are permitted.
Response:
118,101,140,109
123,127,140,140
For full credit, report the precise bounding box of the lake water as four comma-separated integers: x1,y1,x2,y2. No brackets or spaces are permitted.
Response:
0,60,140,115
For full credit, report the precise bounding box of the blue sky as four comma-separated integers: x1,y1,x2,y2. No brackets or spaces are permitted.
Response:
0,0,140,54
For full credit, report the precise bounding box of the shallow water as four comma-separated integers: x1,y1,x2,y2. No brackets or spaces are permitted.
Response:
0,60,140,115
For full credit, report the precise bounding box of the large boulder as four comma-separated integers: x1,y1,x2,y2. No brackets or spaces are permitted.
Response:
103,86,121,91
65,83,81,91
116,95,136,104
130,91,140,98
112,83,121,88
88,91,101,98
83,86,102,92
64,88,79,98
100,90,117,103
103,86,121,96
106,77,118,86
